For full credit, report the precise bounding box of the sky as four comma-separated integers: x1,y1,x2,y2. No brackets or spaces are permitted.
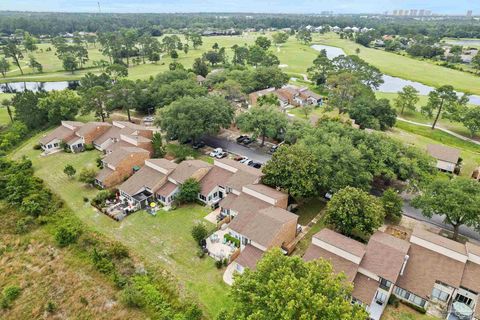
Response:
1,0,479,15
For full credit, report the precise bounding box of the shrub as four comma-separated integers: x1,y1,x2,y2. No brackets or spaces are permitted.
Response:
84,143,95,151
80,296,88,305
215,259,223,269
46,301,57,313
108,242,129,259
177,178,201,204
191,223,208,245
83,197,89,203
33,143,42,150
63,164,76,178
166,143,198,162
15,216,35,234
381,188,403,223
1,285,21,309
78,167,97,185
400,300,427,314
120,284,145,308
91,248,115,275
91,189,116,207
224,234,240,247
388,294,400,308
55,223,81,247
196,248,206,258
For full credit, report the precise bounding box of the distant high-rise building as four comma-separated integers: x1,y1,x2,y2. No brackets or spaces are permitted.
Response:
404,10,409,16
410,9,418,16
425,10,431,16
419,9,425,16
398,9,404,16
467,10,473,17
392,9,398,16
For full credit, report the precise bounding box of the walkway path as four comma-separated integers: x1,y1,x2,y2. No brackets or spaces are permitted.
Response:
396,117,480,146
289,210,324,249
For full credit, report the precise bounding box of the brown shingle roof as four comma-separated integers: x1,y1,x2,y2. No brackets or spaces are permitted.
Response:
466,242,480,257
94,126,121,146
115,121,150,131
219,193,238,209
313,229,366,258
426,144,460,164
39,125,76,145
96,167,113,182
226,193,271,215
303,245,359,282
352,274,379,305
461,262,480,293
412,227,467,255
157,181,178,197
169,160,212,184
229,206,298,248
75,121,111,137
360,231,410,283
118,166,166,196
234,244,263,270
146,159,178,172
103,147,149,167
243,184,287,201
396,244,465,299
215,158,264,176
199,166,233,195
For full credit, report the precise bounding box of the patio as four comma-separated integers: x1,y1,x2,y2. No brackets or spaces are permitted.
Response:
206,229,238,261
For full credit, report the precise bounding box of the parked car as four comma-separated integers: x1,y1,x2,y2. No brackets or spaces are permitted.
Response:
248,162,262,169
324,191,333,201
215,151,227,159
236,135,248,143
239,157,250,164
269,145,279,154
192,141,206,149
244,160,254,166
242,137,253,145
234,155,245,161
209,148,223,157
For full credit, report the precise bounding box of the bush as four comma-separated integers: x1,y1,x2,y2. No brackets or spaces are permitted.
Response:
388,294,400,308
191,223,208,245
91,248,115,275
33,143,42,150
55,223,81,247
177,178,201,204
224,234,240,247
1,285,21,309
78,167,97,185
166,143,198,161
381,188,403,223
46,301,57,313
108,242,130,259
120,284,145,308
15,216,35,234
84,144,95,151
91,189,116,207
215,259,224,269
400,300,427,314
196,248,206,258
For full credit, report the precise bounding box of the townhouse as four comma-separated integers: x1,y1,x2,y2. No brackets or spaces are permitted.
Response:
249,85,323,108
303,227,480,320
427,144,461,174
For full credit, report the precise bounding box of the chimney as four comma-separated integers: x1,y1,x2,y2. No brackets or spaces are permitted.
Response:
400,255,409,276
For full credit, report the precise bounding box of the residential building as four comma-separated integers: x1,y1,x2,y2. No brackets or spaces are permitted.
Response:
39,121,84,153
249,85,323,109
303,227,480,320
427,144,461,173
95,147,150,189
93,120,153,153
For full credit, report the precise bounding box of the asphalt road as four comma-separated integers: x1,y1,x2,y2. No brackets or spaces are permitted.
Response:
203,136,273,164
402,198,480,242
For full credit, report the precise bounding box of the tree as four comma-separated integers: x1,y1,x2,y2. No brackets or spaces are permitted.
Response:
11,91,48,129
412,177,480,241
236,106,288,146
78,167,97,185
28,56,42,73
221,249,368,320
326,72,366,113
421,85,469,130
157,96,234,144
23,32,38,52
192,58,209,77
0,58,10,78
458,106,480,137
472,54,480,74
107,79,137,121
325,186,385,238
105,63,128,82
394,85,420,115
203,51,222,66
255,36,272,50
151,132,166,158
62,54,78,74
381,188,403,222
191,222,208,246
257,94,279,107
190,33,203,49
296,29,312,45
262,144,322,198
272,32,289,46
331,55,384,89
231,44,249,65
348,97,397,131
177,178,201,203
1,99,13,123
3,41,24,75
63,164,76,179
81,86,109,122
307,50,333,85
170,50,179,59
38,90,81,125
300,105,314,119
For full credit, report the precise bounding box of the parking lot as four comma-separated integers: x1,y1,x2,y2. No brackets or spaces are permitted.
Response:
203,130,274,164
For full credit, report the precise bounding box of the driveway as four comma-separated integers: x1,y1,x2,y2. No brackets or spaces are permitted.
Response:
402,195,480,242
203,135,273,164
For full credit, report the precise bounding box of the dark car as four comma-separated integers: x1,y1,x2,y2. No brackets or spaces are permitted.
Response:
248,162,262,169
236,135,248,143
192,141,206,149
242,137,253,145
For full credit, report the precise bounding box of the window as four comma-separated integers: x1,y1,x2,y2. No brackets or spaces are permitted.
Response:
376,291,387,304
213,191,218,199
455,294,473,306
54,143,59,147
432,288,450,302
380,278,392,291
199,194,206,201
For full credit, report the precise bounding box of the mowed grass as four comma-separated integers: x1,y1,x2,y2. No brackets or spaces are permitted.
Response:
376,92,479,140
388,123,480,177
314,33,480,95
9,131,232,318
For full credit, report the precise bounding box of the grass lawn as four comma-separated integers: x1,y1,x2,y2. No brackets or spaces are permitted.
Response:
314,33,480,95
376,92,479,140
382,303,437,320
388,123,480,178
295,197,326,226
9,131,232,318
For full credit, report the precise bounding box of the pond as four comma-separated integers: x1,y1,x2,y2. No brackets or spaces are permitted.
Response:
311,44,480,105
0,81,79,93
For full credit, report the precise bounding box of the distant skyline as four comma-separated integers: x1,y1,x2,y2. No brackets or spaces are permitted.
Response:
1,0,479,15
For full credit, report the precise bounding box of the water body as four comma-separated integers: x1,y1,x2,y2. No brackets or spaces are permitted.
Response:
311,44,480,105
0,81,79,93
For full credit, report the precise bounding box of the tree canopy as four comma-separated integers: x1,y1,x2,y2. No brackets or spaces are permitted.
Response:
236,106,288,146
